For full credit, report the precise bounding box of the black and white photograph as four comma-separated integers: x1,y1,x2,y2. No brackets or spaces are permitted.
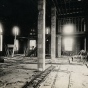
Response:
0,0,88,88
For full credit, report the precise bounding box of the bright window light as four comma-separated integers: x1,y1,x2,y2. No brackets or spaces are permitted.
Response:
14,40,19,51
45,27,50,34
30,40,36,50
46,28,49,34
63,24,74,34
0,35,2,51
0,23,3,51
63,37,73,51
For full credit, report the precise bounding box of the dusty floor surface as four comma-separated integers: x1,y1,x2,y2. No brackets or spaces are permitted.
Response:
0,55,88,88
39,57,88,88
39,64,88,88
0,55,51,88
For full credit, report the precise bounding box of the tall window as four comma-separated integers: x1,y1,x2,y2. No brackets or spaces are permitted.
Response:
30,40,36,50
0,23,3,51
14,40,19,51
63,23,74,51
0,35,2,51
64,38,73,51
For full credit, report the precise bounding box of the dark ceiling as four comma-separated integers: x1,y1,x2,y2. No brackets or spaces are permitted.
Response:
0,0,87,37
47,0,86,18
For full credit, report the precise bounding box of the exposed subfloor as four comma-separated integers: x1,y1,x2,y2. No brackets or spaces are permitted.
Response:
0,55,51,88
0,55,88,88
39,64,88,88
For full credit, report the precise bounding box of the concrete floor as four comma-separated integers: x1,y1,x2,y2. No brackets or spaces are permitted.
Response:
0,55,51,88
0,55,88,88
39,64,88,88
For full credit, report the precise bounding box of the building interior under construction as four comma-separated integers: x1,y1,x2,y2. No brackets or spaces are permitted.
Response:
0,0,88,87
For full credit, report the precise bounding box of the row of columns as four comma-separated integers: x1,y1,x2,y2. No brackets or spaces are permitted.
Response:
37,0,88,70
37,0,61,71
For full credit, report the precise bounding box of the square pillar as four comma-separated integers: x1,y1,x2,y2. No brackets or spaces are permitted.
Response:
37,0,46,71
51,7,56,59
57,35,61,57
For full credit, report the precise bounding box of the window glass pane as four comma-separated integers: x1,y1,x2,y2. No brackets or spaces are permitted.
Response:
0,35,2,51
30,40,36,50
64,38,73,51
15,40,19,51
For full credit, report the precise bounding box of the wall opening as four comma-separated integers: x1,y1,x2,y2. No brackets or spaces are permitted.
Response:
30,40,36,50
0,35,2,51
63,37,74,51
15,39,19,51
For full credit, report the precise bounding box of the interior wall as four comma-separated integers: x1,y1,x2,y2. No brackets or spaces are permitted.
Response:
61,36,84,56
57,17,85,56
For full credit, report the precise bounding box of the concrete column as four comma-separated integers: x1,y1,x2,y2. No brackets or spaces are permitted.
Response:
57,35,61,57
51,6,56,59
38,0,46,71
